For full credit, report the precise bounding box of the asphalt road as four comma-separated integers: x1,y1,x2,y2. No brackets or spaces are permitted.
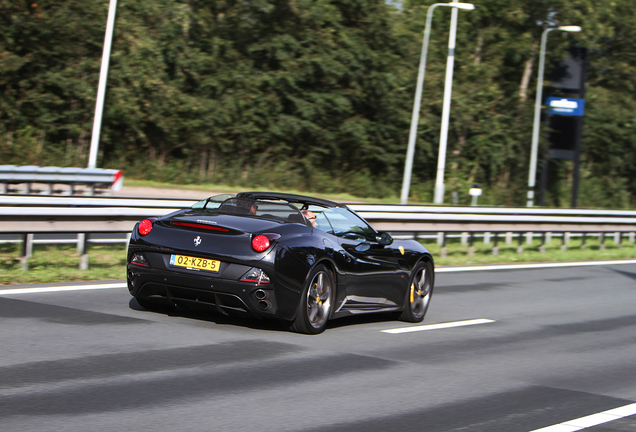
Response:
1,263,636,432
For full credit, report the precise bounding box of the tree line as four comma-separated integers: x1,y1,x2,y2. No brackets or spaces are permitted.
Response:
1,0,635,207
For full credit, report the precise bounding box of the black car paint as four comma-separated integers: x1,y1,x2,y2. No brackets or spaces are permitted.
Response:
127,193,433,326
338,237,405,309
128,213,313,320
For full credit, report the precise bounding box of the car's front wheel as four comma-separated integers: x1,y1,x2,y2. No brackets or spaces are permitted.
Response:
290,264,334,334
399,260,434,322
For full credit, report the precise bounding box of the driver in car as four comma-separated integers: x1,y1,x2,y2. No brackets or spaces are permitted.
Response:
301,210,317,227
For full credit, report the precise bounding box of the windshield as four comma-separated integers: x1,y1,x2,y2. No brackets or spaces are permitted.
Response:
191,194,235,210
317,207,377,242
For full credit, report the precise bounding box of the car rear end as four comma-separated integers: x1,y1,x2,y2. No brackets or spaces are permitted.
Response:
127,200,309,320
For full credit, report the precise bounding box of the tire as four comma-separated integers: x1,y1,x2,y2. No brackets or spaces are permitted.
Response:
399,260,434,323
290,264,334,334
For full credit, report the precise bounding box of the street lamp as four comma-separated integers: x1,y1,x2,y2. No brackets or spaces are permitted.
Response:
526,25,582,207
433,0,475,204
400,1,475,204
88,0,119,169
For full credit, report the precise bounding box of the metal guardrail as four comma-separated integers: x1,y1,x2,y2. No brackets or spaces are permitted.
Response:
4,194,636,215
4,196,636,233
0,195,192,208
0,165,123,195
1,195,635,269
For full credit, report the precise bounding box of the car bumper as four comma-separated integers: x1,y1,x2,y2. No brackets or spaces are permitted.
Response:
127,263,296,319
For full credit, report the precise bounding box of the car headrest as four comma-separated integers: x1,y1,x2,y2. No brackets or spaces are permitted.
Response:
287,213,308,225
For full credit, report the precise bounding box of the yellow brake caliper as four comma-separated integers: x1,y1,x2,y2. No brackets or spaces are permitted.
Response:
410,283,415,304
315,283,322,305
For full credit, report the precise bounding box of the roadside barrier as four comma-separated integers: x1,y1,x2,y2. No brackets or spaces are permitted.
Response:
0,165,123,195
1,195,635,270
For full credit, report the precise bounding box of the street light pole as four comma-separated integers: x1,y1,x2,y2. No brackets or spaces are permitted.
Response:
400,2,475,205
433,1,460,204
527,25,581,207
88,0,119,169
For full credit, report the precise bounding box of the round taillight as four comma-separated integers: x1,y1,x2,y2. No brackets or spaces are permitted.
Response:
138,219,153,236
252,234,270,252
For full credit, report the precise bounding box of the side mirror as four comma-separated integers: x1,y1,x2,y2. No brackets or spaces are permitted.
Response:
354,243,371,252
377,232,393,246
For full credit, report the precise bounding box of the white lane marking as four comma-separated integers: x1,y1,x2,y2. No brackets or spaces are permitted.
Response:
528,402,636,432
437,259,636,273
0,283,127,296
382,318,495,334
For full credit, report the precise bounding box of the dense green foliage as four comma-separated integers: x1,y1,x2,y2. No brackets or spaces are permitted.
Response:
2,0,636,207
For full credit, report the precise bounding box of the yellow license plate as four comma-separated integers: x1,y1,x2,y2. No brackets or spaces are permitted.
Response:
170,254,220,272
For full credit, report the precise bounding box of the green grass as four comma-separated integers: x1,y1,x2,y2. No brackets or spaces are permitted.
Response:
0,243,127,285
2,234,635,285
427,235,636,266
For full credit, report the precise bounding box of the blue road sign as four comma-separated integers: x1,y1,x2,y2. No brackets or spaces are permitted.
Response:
546,97,585,116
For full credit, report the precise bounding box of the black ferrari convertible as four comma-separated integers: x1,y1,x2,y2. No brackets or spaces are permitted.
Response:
127,192,434,334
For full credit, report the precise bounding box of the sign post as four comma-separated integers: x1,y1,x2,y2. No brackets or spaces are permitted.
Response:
539,48,588,208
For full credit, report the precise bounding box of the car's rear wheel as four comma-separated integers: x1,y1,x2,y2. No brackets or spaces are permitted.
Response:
290,264,334,334
399,260,433,322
